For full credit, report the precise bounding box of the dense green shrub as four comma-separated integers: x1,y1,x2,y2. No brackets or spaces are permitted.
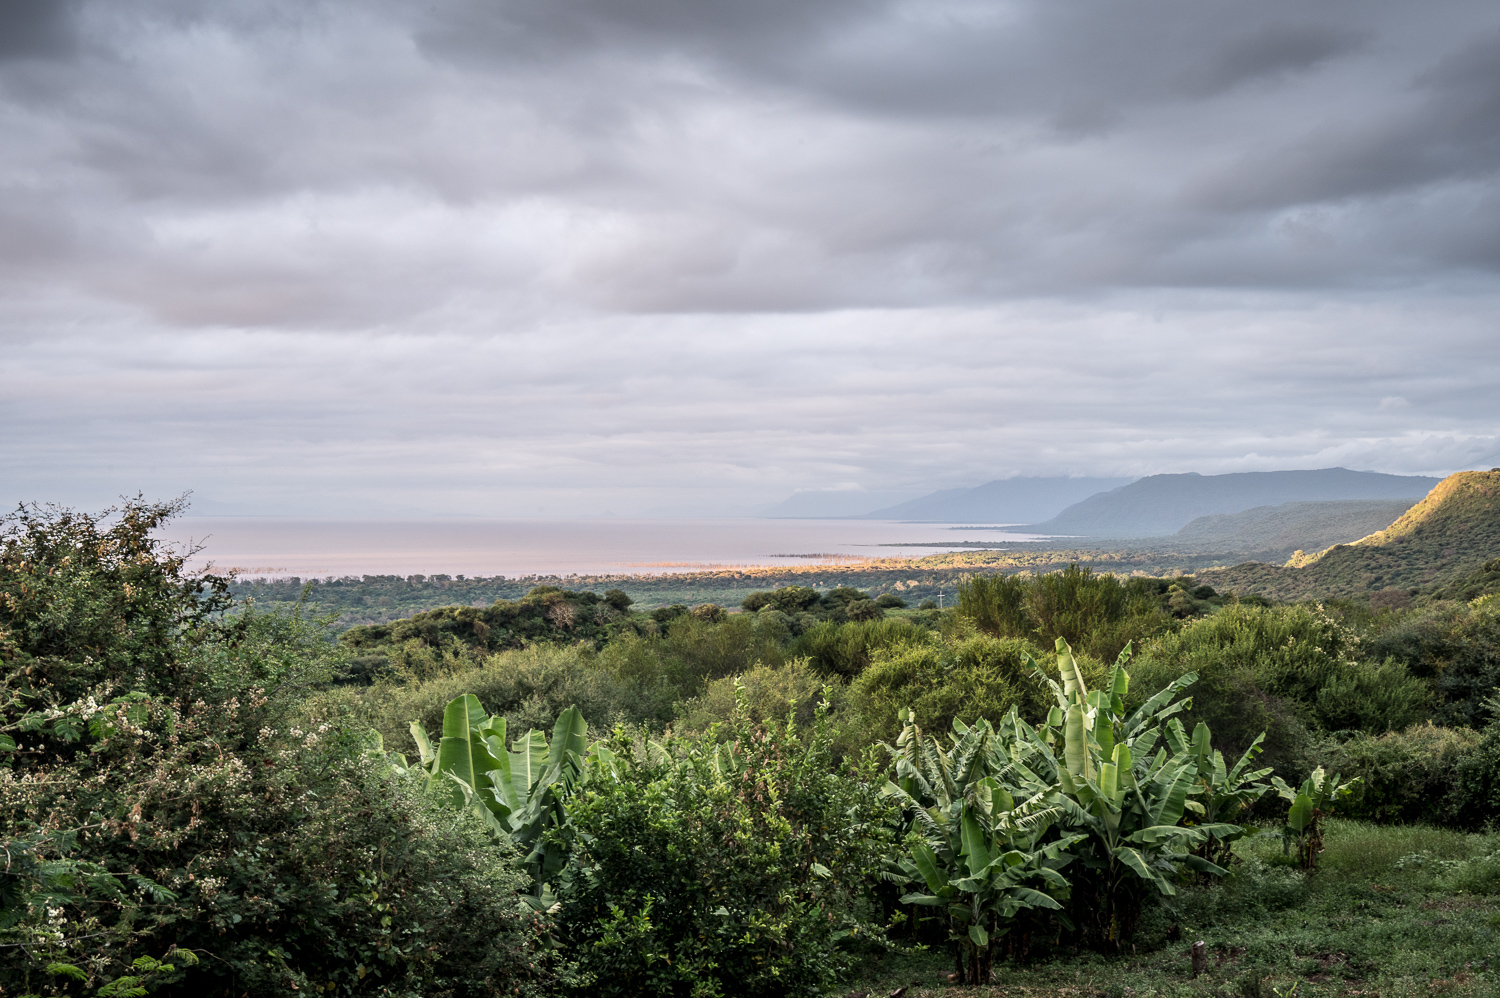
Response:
1318,723,1483,827
740,585,821,614
0,496,231,705
554,715,893,997
740,585,888,624
792,617,933,679
657,612,788,689
2,682,539,996
340,585,641,669
1448,704,1500,831
955,573,1029,639
677,657,839,733
0,501,539,995
1368,601,1500,728
1131,604,1430,772
955,566,1172,663
846,633,1058,742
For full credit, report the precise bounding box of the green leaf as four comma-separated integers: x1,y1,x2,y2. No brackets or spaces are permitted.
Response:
1008,886,1063,910
433,695,504,808
46,963,88,981
1056,637,1088,702
1124,671,1198,735
1191,722,1212,759
1099,762,1119,800
408,722,436,767
1116,846,1175,895
547,706,588,780
1152,766,1194,827
1287,792,1314,834
1096,717,1115,760
508,729,551,795
969,923,989,948
1183,854,1231,877
443,693,488,739
1064,703,1087,777
960,808,994,878
909,841,948,895
1113,743,1135,789
899,892,948,907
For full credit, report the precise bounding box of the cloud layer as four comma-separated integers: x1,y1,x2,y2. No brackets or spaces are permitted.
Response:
3,0,1498,514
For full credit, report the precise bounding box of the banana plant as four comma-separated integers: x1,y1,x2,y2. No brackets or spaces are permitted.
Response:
407,697,614,906
1019,638,1264,949
1272,767,1359,870
883,711,1082,983
1181,725,1273,867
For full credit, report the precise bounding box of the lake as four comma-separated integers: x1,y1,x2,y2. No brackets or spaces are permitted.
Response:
160,517,1047,579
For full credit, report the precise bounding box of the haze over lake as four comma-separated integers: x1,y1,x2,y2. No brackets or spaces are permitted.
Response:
163,518,1046,580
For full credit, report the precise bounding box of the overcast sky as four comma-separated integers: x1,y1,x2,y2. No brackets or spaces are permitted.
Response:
3,0,1499,517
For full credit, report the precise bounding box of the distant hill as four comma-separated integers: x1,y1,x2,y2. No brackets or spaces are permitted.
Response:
757,488,928,518
1175,499,1418,553
1026,468,1440,537
1204,470,1500,600
859,477,1132,523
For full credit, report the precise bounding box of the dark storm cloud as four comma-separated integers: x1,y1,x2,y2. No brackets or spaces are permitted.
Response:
0,0,81,61
1,0,1498,513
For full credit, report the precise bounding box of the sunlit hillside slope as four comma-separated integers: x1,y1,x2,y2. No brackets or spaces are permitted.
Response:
1204,469,1500,601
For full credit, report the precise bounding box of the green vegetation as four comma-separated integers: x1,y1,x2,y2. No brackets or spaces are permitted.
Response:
850,818,1500,998
1,499,536,996
1173,499,1418,555
7,493,1500,996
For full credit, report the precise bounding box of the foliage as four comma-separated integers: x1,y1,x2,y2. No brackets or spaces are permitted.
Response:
405,696,608,907
791,617,934,679
554,699,895,998
1,661,538,996
882,712,1083,981
332,641,679,757
847,633,1057,743
0,495,231,707
955,566,1176,663
740,584,888,623
340,586,642,678
1316,722,1483,827
1271,767,1360,870
1367,598,1500,728
1130,603,1430,773
882,638,1272,975
678,657,839,733
1,501,538,996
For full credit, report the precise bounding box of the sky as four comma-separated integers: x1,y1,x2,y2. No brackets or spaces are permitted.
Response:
3,0,1499,518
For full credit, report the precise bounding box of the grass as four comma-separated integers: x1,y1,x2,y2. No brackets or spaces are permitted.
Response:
846,819,1500,998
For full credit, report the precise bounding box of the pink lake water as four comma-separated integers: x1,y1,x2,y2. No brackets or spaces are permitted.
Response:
160,517,1046,579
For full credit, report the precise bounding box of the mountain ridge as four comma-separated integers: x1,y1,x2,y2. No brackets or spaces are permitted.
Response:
858,476,1132,523
1024,468,1441,537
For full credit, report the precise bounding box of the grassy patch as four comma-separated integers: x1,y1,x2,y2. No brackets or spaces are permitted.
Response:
847,821,1500,998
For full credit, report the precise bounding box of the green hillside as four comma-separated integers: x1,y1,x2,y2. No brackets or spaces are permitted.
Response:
1174,498,1416,554
1204,469,1500,601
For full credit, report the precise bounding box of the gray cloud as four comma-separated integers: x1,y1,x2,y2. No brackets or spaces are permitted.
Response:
1,0,1498,514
